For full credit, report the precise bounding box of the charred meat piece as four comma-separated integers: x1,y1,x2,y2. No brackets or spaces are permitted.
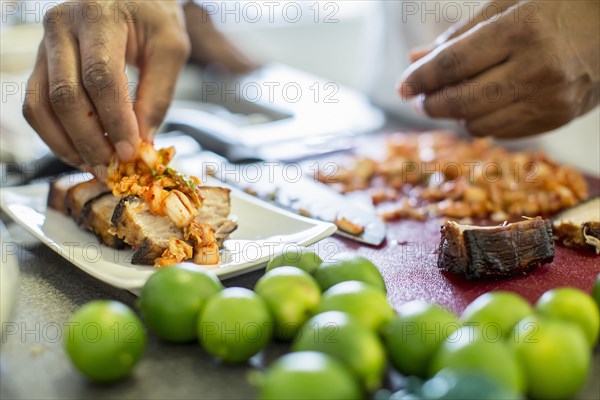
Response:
316,133,589,222
65,180,110,223
80,193,125,249
111,196,183,265
438,217,554,279
47,173,93,215
553,197,600,254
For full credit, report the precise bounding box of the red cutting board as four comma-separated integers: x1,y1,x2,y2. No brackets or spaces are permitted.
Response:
315,176,600,315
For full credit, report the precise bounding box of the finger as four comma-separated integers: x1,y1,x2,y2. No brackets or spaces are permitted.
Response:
44,24,114,167
420,62,518,120
79,19,139,161
438,1,518,43
464,87,577,139
408,0,518,63
134,31,190,141
22,43,83,166
398,19,511,99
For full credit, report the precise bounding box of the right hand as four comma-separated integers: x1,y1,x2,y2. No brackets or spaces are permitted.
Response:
398,0,600,139
23,0,190,170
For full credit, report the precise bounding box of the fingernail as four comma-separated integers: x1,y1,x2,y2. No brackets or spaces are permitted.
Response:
397,79,418,100
115,141,135,162
412,94,427,117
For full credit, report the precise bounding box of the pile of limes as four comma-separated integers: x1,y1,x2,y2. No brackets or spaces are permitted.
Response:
64,249,600,400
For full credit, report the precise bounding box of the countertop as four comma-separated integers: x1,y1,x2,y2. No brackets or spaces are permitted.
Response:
1,128,599,400
1,210,599,399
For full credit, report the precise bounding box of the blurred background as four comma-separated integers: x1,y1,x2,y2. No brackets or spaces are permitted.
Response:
1,0,598,174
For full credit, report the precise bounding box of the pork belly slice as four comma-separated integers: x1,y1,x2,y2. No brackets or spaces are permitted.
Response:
47,173,93,215
198,187,238,244
438,217,554,279
65,180,110,223
80,193,125,249
111,196,182,264
111,187,237,265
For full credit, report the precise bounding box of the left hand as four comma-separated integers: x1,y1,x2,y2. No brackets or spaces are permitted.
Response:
183,2,257,74
398,0,600,138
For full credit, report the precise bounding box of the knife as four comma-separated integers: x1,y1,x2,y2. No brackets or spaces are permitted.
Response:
173,151,387,246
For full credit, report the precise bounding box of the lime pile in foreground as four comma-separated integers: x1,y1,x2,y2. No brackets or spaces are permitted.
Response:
62,253,598,400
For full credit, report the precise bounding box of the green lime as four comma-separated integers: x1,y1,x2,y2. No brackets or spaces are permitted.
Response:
266,247,322,274
317,281,394,331
255,267,321,341
460,291,533,340
258,351,364,400
292,311,386,392
65,300,146,382
430,326,525,394
535,287,599,347
593,273,600,308
138,266,223,343
198,287,272,363
314,253,386,292
382,300,459,378
511,315,590,399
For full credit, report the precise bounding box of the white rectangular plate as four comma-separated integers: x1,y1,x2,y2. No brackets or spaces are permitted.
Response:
0,181,336,290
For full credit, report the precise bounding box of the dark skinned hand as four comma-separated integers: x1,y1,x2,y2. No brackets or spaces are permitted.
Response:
23,1,190,172
398,0,600,138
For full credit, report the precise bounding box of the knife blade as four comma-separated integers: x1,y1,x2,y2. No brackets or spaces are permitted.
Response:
173,152,387,246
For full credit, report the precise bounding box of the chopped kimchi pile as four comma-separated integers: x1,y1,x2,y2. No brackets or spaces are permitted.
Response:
107,142,219,266
316,132,589,223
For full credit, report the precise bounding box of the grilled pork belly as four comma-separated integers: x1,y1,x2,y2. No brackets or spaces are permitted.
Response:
553,197,600,254
111,195,183,264
49,177,125,249
65,180,110,223
47,142,237,266
80,193,125,249
47,178,237,264
47,173,93,215
111,187,237,265
198,187,238,245
438,217,554,279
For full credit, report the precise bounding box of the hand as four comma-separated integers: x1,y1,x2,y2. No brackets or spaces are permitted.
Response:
183,2,257,74
398,0,600,138
23,1,190,170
